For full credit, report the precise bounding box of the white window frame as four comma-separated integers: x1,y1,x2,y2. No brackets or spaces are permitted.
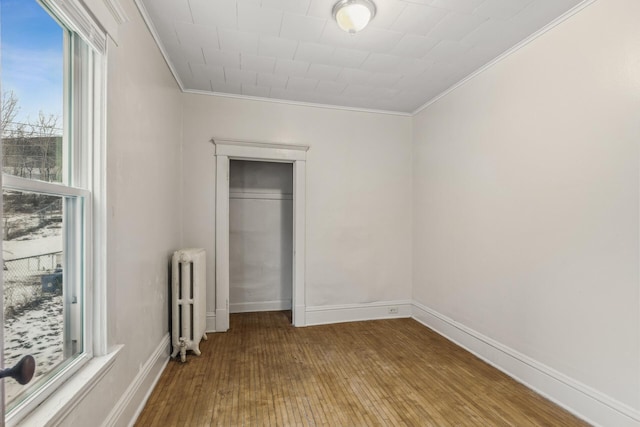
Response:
2,0,110,424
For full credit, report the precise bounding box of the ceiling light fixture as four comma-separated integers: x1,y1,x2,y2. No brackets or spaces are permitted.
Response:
332,0,376,34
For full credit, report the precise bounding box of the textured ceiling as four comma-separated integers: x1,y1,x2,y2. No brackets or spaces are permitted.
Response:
139,0,585,113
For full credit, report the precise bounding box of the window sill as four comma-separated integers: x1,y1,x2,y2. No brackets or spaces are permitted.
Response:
11,345,123,427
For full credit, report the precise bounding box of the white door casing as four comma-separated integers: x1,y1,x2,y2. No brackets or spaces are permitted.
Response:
212,139,309,331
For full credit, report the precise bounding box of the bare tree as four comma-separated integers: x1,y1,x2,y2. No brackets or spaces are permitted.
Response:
2,91,27,176
1,92,62,182
30,112,61,182
1,91,20,136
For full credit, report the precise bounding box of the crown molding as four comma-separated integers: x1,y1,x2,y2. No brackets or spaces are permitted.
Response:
133,0,186,91
183,89,413,117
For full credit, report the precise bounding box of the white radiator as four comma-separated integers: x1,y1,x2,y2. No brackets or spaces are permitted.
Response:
171,248,207,362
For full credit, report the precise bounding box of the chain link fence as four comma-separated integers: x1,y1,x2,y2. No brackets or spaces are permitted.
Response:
3,252,62,318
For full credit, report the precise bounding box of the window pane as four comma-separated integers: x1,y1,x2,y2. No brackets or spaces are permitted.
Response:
0,0,93,420
2,189,82,409
1,0,64,183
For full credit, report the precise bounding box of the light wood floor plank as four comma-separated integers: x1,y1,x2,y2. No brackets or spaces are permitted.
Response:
135,312,589,426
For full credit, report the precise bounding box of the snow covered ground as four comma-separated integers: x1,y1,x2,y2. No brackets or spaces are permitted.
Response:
4,236,62,260
2,205,65,405
4,295,63,403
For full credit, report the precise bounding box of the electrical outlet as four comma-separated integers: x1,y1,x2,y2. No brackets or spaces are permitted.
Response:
388,306,399,314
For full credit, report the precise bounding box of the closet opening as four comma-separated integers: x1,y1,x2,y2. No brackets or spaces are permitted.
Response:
212,139,308,332
229,160,293,319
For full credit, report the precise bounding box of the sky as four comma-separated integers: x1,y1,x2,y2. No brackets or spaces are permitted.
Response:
1,0,63,126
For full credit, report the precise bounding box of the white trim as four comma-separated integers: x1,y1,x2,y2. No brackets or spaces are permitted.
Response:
411,0,597,116
292,160,306,327
305,300,412,326
212,138,310,152
42,0,107,54
91,46,108,357
66,0,128,43
184,89,413,117
212,138,309,161
215,155,230,332
103,0,130,26
102,335,170,427
230,300,292,314
15,346,122,427
3,174,90,198
133,0,185,90
9,355,94,424
411,301,640,427
206,311,217,333
213,139,308,330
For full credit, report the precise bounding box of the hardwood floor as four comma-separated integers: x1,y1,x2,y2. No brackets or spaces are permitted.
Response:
136,311,588,426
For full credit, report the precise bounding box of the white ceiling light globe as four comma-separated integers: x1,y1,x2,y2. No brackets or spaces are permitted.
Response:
333,0,376,34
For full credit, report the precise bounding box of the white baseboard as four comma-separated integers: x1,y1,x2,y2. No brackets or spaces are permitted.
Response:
411,302,640,427
102,334,170,427
206,311,216,333
305,300,412,326
230,299,292,314
294,304,306,327
215,308,229,331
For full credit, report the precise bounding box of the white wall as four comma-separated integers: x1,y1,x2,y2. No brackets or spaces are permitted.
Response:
412,0,640,413
181,96,413,320
229,160,293,312
55,0,183,424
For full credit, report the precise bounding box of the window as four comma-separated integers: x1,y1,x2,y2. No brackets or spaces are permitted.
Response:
1,0,105,423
